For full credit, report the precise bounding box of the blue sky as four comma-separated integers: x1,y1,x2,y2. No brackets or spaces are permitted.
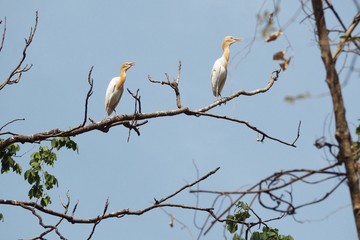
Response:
0,1,359,239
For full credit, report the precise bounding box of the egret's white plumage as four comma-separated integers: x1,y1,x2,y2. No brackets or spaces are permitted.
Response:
211,36,240,97
105,62,135,115
105,76,123,115
211,57,228,97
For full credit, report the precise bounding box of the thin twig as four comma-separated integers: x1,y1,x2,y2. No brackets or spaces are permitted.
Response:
125,88,147,142
332,12,360,62
0,11,38,91
160,208,195,240
195,162,343,234
187,112,299,147
0,118,25,132
148,61,182,108
0,17,6,53
87,198,109,240
154,167,220,204
81,66,94,127
0,167,220,227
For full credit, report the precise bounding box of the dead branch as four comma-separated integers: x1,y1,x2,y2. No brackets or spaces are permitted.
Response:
160,208,195,240
0,118,25,133
148,61,182,108
1,167,220,240
19,203,67,240
190,162,345,235
312,0,360,237
125,88,147,142
0,11,38,91
154,167,220,205
332,11,360,62
194,69,281,113
186,112,300,147
0,68,293,150
81,66,94,127
127,88,142,114
0,17,6,53
87,198,109,240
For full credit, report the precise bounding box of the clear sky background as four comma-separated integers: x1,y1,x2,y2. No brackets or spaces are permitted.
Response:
0,1,359,239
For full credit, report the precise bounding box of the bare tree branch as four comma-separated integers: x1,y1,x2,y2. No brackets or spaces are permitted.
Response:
0,118,25,132
125,88,147,142
332,11,360,62
0,68,297,150
0,166,220,239
19,203,67,240
311,0,360,238
160,206,196,240
194,69,281,113
186,112,300,147
191,162,345,235
0,11,38,91
148,61,182,108
81,66,94,127
0,17,6,53
154,167,220,205
87,198,109,240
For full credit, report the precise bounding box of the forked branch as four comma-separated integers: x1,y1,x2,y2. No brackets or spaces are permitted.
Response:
0,11,38,91
1,167,220,239
0,67,297,150
148,61,182,108
191,162,345,235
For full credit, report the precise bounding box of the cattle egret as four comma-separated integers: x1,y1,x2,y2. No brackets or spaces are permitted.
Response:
105,62,135,115
211,36,241,97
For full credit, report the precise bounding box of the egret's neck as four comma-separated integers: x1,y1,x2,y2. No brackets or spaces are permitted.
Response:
116,69,127,90
222,45,230,65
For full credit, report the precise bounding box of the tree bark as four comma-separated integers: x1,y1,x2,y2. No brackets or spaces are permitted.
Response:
311,0,360,239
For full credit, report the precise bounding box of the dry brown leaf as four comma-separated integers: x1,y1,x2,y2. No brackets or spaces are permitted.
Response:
265,31,283,42
273,50,286,61
280,57,291,72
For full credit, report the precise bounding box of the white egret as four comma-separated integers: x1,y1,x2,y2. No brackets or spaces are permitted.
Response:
105,62,135,115
211,36,241,97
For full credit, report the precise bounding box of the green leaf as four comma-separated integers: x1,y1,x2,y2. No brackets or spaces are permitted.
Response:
0,142,21,174
22,137,78,206
235,201,249,210
40,195,52,207
226,215,238,234
30,159,40,169
250,232,261,240
44,171,58,190
284,236,294,240
233,233,242,240
234,210,250,222
51,137,79,153
13,162,22,174
24,169,40,185
28,184,43,199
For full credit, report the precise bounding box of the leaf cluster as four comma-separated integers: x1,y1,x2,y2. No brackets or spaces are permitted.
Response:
0,140,21,174
249,227,294,240
0,137,78,207
23,137,78,206
226,202,294,240
24,145,58,206
226,202,250,234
